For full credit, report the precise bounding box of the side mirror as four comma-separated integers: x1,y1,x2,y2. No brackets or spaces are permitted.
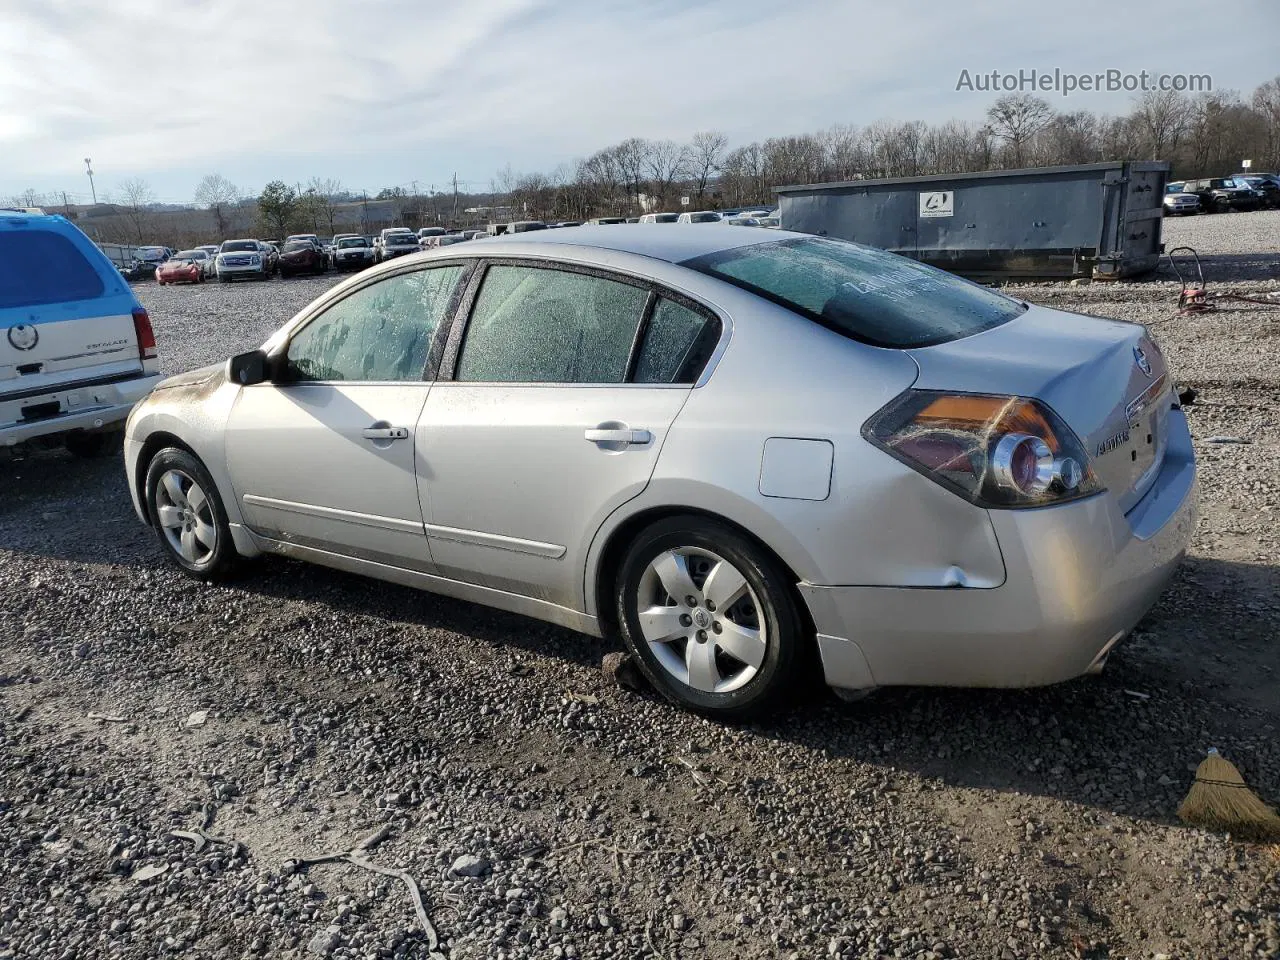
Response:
227,349,268,386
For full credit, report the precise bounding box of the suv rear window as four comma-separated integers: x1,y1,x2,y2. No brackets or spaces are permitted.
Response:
683,236,1025,348
0,230,106,308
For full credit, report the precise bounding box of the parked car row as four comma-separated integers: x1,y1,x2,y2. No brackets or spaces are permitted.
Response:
118,210,786,287
1163,173,1280,215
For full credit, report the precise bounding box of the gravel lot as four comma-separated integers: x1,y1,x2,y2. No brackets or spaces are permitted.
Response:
2,214,1279,960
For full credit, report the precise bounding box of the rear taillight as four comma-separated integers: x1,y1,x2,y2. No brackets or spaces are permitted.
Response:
863,390,1102,508
132,307,157,362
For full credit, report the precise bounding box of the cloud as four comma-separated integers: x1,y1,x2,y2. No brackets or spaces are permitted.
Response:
0,0,1274,201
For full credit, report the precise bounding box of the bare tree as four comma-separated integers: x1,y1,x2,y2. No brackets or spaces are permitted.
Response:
985,94,1054,166
1131,90,1190,161
193,173,240,239
306,177,343,234
119,177,155,243
1251,76,1280,171
688,131,728,201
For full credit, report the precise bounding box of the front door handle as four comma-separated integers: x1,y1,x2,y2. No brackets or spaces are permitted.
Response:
585,427,651,445
362,425,409,440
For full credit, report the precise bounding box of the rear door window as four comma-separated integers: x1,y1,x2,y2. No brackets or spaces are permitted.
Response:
0,230,105,308
683,236,1025,348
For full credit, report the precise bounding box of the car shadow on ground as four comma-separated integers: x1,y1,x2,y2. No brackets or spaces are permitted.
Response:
3,452,1277,828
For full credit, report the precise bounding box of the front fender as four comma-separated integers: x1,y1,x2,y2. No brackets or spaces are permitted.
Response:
124,373,243,528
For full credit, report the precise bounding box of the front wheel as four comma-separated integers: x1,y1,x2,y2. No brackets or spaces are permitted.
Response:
144,448,241,581
615,515,806,719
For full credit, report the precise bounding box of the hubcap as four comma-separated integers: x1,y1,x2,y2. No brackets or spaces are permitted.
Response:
155,469,217,566
635,547,767,694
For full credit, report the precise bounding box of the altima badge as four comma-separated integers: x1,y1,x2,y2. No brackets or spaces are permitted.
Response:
1133,345,1152,376
7,324,38,351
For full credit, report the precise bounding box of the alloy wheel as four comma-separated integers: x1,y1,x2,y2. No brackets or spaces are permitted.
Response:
634,547,767,694
155,469,218,566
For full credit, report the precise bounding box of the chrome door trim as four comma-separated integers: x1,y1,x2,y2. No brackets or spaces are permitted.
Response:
423,522,566,559
246,530,601,637
241,493,424,535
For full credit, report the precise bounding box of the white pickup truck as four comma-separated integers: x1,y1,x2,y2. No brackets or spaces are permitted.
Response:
1,209,162,458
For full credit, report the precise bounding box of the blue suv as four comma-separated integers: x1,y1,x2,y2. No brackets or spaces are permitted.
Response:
1,209,162,458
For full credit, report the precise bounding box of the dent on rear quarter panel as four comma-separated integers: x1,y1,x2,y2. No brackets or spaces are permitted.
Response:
594,294,1006,592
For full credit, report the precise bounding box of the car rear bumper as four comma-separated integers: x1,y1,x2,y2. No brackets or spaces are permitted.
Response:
804,408,1198,692
1,373,164,447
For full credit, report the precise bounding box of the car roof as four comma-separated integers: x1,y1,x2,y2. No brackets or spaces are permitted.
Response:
475,223,785,264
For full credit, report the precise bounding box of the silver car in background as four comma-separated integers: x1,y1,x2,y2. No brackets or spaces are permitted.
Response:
215,239,271,281
123,226,1197,718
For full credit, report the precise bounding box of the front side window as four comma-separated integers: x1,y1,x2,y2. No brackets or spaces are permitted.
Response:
684,236,1025,348
286,265,466,382
456,265,648,383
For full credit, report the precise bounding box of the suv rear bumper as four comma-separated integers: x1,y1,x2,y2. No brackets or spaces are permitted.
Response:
1,373,163,447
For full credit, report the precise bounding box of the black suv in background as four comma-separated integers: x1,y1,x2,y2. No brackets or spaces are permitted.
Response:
1182,178,1262,213
1232,175,1280,209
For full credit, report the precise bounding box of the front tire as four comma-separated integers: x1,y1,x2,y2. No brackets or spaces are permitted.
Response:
144,448,240,581
614,515,805,719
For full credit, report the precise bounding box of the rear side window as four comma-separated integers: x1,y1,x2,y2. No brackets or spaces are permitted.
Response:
0,230,106,308
456,265,647,383
683,236,1025,348
633,298,720,384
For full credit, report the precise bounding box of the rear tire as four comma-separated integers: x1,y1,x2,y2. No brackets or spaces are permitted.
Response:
614,515,805,719
144,447,241,581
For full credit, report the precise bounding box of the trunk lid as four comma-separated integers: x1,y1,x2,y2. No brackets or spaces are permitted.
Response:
907,303,1172,514
1,310,143,402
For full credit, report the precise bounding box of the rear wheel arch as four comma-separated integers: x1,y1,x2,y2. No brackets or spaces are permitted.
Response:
590,505,816,643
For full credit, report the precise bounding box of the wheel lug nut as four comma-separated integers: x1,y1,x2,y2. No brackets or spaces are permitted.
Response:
679,614,692,627
705,600,716,612
696,630,707,643
712,622,722,634
685,596,697,607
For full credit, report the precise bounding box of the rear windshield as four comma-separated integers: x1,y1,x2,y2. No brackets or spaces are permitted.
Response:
0,230,106,308
683,236,1025,348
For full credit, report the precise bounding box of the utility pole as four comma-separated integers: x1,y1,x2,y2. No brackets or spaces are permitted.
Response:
61,192,71,217
452,173,459,225
361,191,369,234
84,158,97,204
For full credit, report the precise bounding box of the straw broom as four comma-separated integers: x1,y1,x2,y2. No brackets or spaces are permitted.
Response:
1178,748,1280,842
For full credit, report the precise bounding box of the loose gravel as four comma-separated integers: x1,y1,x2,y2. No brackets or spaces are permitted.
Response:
2,216,1280,960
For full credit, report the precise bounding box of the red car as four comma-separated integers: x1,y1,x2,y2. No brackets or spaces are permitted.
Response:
155,252,206,285
278,239,328,277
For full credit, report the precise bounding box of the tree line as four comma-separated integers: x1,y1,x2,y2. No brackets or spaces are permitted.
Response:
11,78,1278,244
494,80,1280,221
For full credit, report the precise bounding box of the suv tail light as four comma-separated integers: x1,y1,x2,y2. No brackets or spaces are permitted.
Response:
132,307,157,362
863,391,1102,508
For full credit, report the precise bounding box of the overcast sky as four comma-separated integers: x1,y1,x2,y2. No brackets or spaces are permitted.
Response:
2,0,1276,204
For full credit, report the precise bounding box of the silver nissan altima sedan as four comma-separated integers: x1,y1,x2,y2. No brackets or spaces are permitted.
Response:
123,225,1197,718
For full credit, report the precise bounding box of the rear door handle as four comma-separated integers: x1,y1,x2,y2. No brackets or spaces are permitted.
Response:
362,425,409,440
585,427,651,445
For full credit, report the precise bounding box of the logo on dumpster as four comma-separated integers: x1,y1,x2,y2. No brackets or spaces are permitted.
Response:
918,191,954,218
